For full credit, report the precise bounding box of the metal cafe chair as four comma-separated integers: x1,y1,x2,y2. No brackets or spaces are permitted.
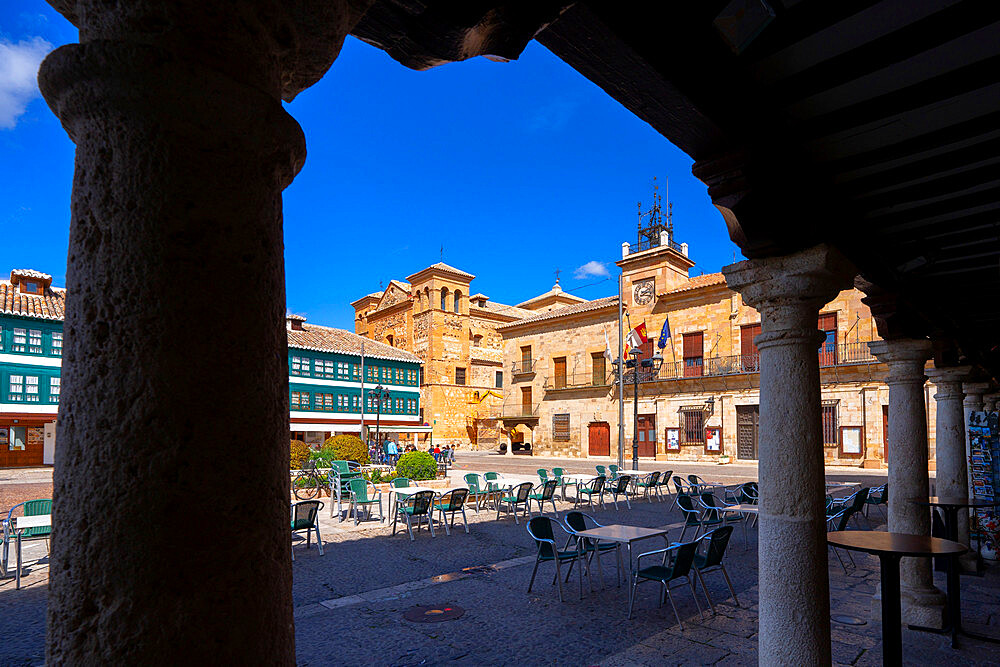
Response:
692,526,740,612
627,540,704,626
526,516,584,602
290,500,324,560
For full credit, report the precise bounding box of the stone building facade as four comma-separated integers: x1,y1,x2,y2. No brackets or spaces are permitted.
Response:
352,262,583,448
498,241,944,469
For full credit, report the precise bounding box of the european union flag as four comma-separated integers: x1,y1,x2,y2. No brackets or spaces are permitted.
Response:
657,317,671,350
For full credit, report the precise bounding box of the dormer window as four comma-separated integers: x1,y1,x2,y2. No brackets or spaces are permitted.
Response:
10,270,53,295
21,281,40,295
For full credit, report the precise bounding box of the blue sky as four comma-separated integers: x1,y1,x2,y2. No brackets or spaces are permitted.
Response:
2,2,741,329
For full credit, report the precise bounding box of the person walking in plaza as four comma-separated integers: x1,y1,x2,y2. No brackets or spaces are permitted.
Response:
433,445,441,461
386,438,398,465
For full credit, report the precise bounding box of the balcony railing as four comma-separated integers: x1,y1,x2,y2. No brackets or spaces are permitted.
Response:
511,359,536,374
500,403,540,418
627,235,684,256
544,372,614,391
619,342,878,384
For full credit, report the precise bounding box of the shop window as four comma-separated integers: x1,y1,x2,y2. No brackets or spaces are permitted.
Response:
51,331,63,356
822,402,839,446
9,426,27,451
456,367,466,385
553,414,570,441
681,408,704,445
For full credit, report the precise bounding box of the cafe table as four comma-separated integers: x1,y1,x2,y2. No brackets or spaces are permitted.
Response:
727,503,759,548
574,524,670,616
559,473,597,501
10,514,51,589
826,531,966,666
909,496,1000,647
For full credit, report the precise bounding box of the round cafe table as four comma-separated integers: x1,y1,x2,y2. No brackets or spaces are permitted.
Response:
909,496,1000,647
827,531,966,666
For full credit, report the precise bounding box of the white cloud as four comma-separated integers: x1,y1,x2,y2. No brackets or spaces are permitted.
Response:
574,260,610,280
0,37,53,130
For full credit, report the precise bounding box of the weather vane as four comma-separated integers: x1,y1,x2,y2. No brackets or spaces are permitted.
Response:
555,268,561,284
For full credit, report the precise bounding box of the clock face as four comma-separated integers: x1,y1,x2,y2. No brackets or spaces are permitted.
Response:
633,279,654,305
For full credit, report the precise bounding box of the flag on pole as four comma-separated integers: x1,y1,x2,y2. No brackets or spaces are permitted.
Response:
626,321,648,351
657,316,671,350
604,326,612,361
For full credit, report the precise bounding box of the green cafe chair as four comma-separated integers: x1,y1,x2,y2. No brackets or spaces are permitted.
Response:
393,490,436,541
692,526,740,613
464,473,493,513
528,479,560,518
634,471,661,502
347,478,383,525
497,481,533,525
655,470,673,502
595,465,607,478
552,467,566,500
434,488,470,535
290,500,324,560
526,516,584,603
537,468,550,484
608,464,621,480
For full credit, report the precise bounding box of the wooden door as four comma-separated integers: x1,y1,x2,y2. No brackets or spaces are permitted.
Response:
554,357,567,389
736,405,759,460
637,414,657,457
521,387,532,416
588,422,610,457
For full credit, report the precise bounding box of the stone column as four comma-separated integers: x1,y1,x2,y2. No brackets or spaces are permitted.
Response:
868,340,946,627
927,368,978,570
724,245,855,666
36,3,325,663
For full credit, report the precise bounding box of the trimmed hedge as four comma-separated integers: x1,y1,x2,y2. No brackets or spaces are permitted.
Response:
395,451,437,481
312,434,369,466
290,440,311,470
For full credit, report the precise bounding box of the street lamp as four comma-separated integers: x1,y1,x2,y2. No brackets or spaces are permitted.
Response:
368,384,390,455
627,350,663,471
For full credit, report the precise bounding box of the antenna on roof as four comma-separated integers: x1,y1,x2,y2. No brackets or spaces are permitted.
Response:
440,244,444,262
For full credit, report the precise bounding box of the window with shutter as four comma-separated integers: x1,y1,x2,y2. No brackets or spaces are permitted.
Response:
553,414,570,441
740,323,761,371
591,353,606,386
553,357,566,389
818,313,837,365
822,402,838,446
682,332,704,377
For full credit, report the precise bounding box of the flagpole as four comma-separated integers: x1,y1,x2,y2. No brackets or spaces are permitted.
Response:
617,272,625,471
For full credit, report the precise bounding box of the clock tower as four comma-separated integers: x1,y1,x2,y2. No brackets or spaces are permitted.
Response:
617,186,695,319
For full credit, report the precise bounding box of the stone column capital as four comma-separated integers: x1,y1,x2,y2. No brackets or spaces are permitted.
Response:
723,244,856,311
963,383,991,410
868,339,932,385
926,366,971,401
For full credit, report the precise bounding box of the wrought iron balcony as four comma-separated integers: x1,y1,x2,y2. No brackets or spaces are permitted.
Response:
543,372,614,391
511,359,536,375
500,403,540,419
618,342,878,384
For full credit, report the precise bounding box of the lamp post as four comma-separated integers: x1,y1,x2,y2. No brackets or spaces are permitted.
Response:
368,384,390,456
627,349,663,471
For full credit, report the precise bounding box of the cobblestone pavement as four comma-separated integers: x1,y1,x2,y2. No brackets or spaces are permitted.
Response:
4,473,997,666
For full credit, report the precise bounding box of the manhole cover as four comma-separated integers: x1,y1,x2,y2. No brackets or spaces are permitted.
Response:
403,605,465,623
831,614,867,626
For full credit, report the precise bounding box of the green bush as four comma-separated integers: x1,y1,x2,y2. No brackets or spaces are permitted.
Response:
290,440,311,470
395,451,437,481
311,434,369,466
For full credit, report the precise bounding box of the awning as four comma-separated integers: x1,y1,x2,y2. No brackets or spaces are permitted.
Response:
372,425,433,433
290,423,361,432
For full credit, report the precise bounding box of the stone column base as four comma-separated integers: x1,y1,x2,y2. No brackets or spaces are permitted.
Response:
871,583,946,628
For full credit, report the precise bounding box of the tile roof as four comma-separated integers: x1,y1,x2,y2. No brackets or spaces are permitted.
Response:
0,280,66,321
515,283,586,309
288,323,421,363
497,295,619,330
426,262,474,278
472,300,534,319
659,272,727,296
